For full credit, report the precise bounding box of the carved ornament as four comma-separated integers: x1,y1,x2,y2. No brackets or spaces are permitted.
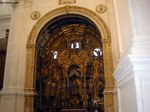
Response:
59,0,76,5
96,4,107,13
31,11,41,20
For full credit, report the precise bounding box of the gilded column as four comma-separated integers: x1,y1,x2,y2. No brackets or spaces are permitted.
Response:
102,39,114,112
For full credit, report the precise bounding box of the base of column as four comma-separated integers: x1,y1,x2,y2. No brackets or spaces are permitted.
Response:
104,89,114,112
0,88,36,112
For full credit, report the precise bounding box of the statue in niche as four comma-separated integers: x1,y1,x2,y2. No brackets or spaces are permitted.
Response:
61,79,67,107
86,63,93,77
68,66,82,94
71,79,82,95
93,60,100,81
41,67,49,77
72,80,78,94
94,80,104,98
43,79,50,97
88,79,94,96
49,81,56,96
82,33,90,50
98,66,103,75
98,88,104,99
56,82,61,97
41,50,51,65
48,66,54,77
5,29,9,38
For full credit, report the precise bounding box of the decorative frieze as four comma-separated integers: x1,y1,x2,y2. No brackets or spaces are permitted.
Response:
59,0,76,5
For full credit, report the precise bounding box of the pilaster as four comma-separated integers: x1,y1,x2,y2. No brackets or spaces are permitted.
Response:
113,53,138,112
113,37,150,112
102,39,115,112
129,36,150,112
113,0,150,111
0,1,33,112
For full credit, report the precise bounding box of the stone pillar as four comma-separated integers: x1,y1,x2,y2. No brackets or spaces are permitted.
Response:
104,91,114,112
102,40,115,112
113,0,150,112
113,83,119,112
113,56,138,112
0,1,33,112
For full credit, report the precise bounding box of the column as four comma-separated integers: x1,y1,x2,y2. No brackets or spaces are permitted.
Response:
102,39,114,112
0,1,33,112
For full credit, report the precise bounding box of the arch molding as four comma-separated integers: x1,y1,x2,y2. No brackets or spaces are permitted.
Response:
25,5,114,112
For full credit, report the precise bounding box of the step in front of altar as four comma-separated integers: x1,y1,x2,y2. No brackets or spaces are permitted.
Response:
61,109,87,112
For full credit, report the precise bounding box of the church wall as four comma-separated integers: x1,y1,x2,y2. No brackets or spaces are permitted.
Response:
0,0,120,112
129,0,150,35
130,1,150,110
118,76,137,112
113,0,133,54
113,0,150,112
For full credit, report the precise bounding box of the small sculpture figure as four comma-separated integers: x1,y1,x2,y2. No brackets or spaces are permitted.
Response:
5,29,9,38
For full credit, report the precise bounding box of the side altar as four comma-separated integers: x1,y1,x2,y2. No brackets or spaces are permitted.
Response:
34,15,105,112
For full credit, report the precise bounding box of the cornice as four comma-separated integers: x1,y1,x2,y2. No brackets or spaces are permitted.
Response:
12,0,32,8
0,14,11,19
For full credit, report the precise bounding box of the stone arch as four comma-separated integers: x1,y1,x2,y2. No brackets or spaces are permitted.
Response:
27,6,110,45
25,5,114,112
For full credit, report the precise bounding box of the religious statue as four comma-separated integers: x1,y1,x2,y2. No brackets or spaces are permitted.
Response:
72,80,79,95
49,82,56,96
88,79,94,95
93,59,100,81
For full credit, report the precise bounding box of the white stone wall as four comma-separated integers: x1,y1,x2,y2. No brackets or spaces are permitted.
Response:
113,0,150,112
113,0,133,54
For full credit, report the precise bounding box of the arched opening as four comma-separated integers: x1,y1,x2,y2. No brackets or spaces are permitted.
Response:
35,14,105,112
25,6,114,112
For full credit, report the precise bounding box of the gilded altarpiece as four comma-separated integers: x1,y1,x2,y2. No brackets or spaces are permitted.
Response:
25,6,114,112
35,15,104,112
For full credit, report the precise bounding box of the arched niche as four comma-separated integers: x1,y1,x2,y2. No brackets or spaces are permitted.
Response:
25,5,114,112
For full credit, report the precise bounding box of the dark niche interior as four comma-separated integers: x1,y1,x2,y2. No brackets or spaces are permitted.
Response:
35,14,105,112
